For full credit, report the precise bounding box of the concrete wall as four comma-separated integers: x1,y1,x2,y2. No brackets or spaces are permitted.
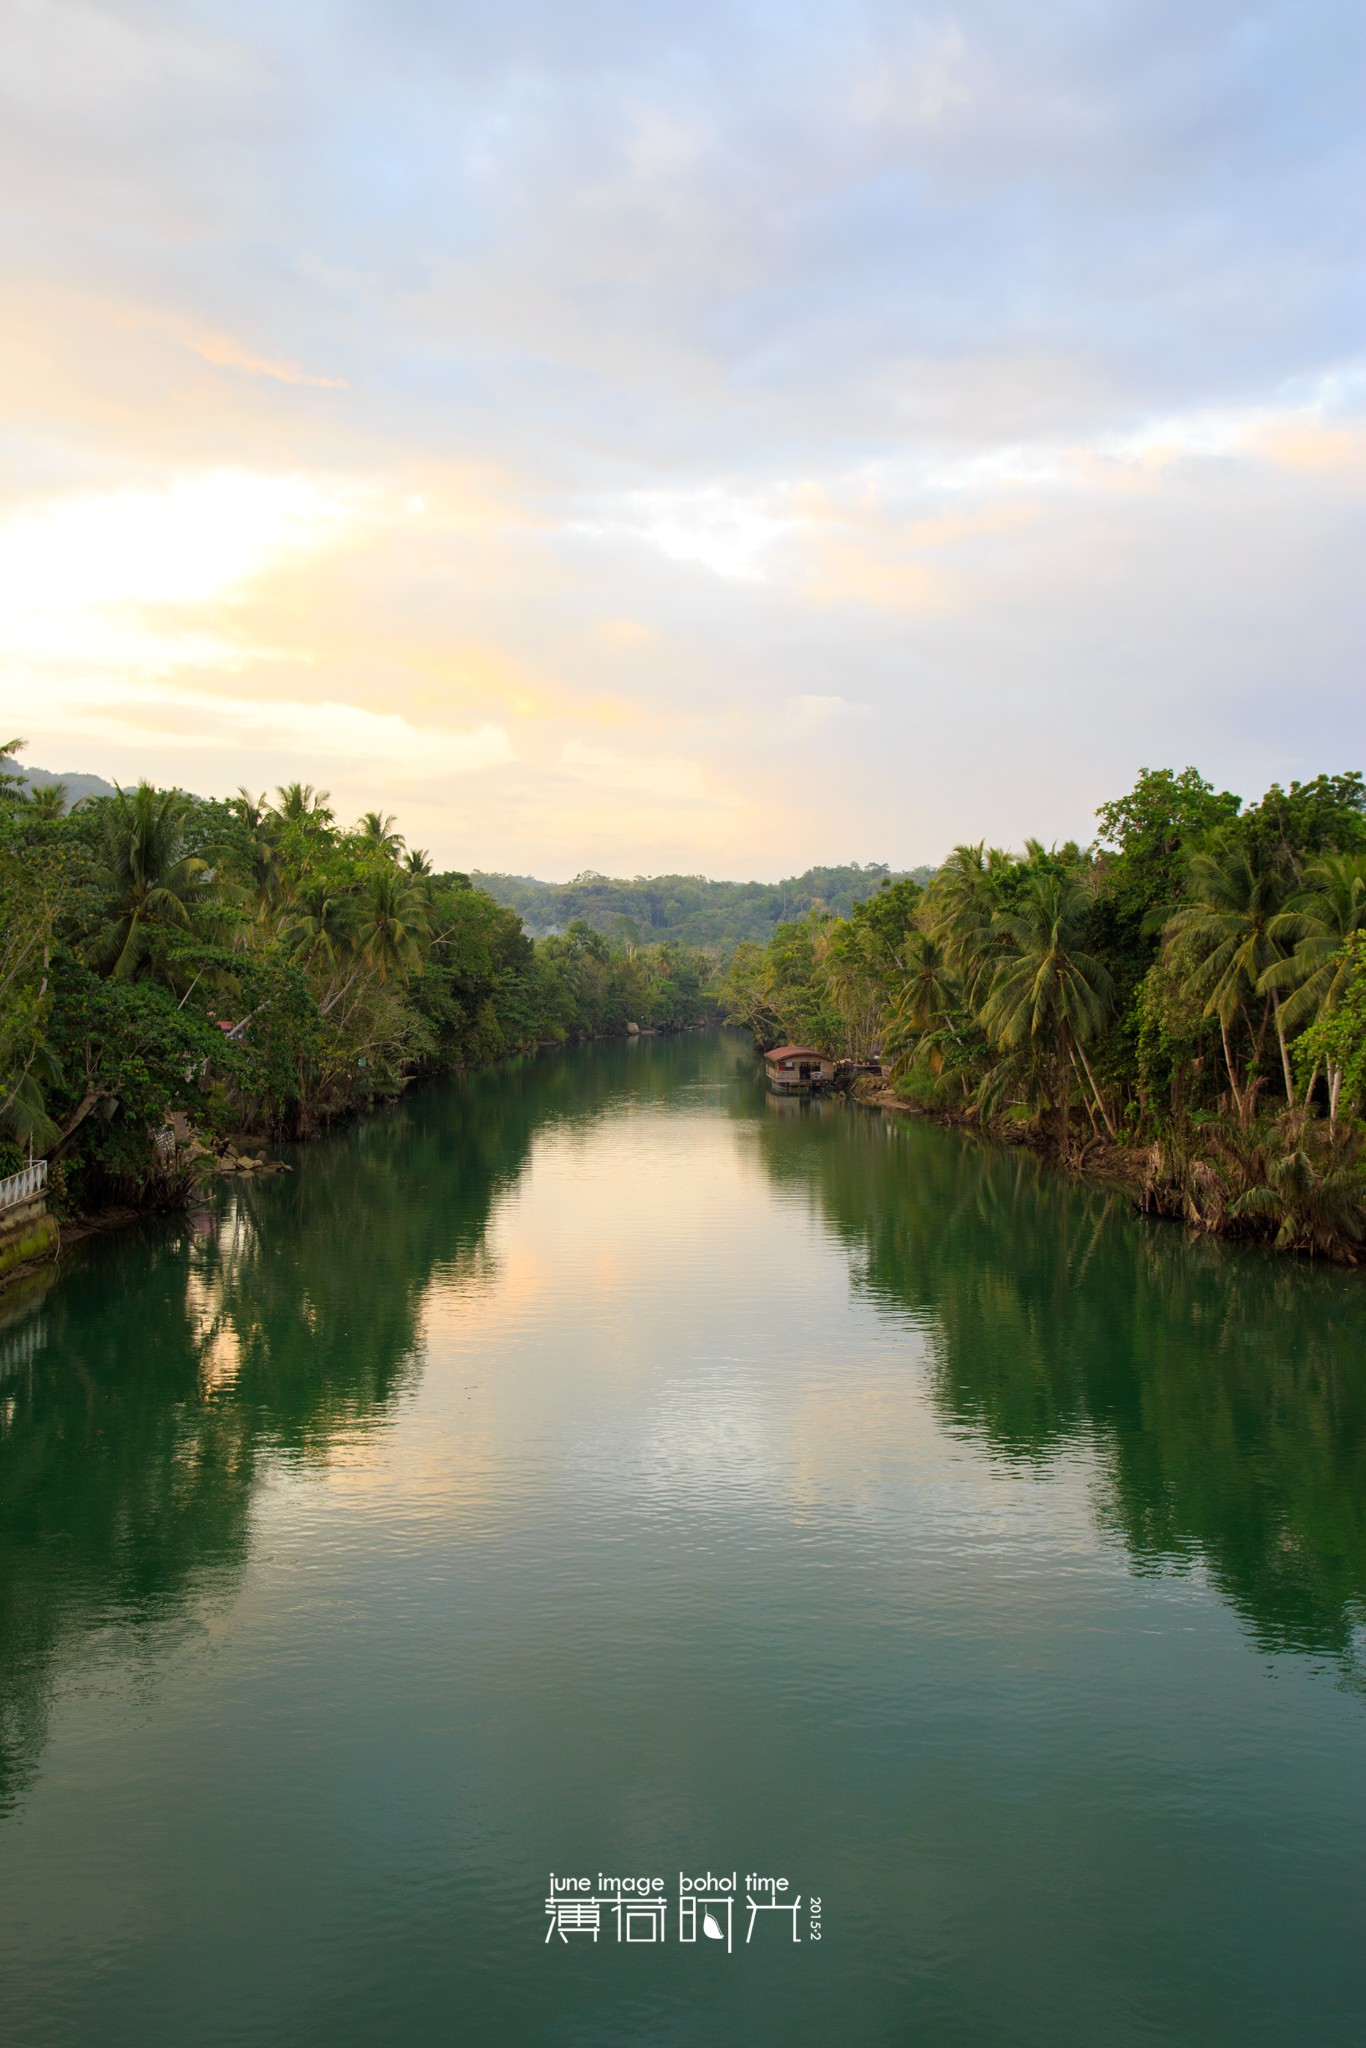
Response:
0,1194,59,1287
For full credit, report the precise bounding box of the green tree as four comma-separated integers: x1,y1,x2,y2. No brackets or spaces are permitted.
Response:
88,784,213,983
24,783,67,821
357,868,430,984
359,811,405,859
281,884,355,981
886,932,959,1048
1162,837,1292,1114
1263,854,1366,1124
0,740,29,815
1295,932,1366,1128
718,940,779,1044
1094,766,1243,866
0,852,58,1150
1235,773,1366,874
923,843,1013,1007
979,868,1116,1143
221,788,285,919
273,782,333,825
1230,1145,1366,1261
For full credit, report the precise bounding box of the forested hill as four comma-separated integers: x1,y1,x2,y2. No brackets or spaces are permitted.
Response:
471,863,935,948
0,754,117,808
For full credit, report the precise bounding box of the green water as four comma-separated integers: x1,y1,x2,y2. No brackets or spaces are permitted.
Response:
1,1029,1364,2046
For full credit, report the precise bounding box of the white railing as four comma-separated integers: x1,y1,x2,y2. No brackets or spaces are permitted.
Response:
0,1160,47,1211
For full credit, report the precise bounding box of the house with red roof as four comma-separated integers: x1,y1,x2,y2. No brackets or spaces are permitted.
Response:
763,1044,836,1093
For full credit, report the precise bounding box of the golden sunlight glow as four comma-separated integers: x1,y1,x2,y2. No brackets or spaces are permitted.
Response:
27,680,516,775
0,472,361,617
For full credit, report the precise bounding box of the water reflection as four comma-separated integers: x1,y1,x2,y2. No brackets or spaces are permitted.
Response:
750,1101,1366,1679
4,1032,1365,1826
0,1041,663,1813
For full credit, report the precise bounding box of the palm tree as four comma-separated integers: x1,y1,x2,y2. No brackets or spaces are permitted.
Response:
884,933,961,1075
1231,1144,1366,1261
979,869,1115,1142
360,811,405,859
923,842,1012,1006
404,847,433,876
1163,837,1291,1114
280,884,355,977
0,883,59,1150
1262,853,1366,1124
0,1060,59,1151
25,782,67,819
357,868,429,982
818,918,886,1058
89,784,211,981
273,782,333,825
229,788,282,916
0,738,27,811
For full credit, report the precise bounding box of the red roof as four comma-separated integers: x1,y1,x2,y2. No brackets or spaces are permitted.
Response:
765,1045,829,1061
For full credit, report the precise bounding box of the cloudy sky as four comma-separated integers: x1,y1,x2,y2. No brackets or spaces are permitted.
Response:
2,0,1362,877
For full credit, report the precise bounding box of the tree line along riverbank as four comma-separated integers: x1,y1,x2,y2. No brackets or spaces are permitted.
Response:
468,860,931,948
720,768,1366,1263
0,751,715,1236
3,753,1364,1267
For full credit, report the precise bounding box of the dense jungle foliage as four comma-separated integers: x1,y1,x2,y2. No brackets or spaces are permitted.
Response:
721,767,1366,1260
6,745,1366,1259
472,861,932,947
0,753,714,1217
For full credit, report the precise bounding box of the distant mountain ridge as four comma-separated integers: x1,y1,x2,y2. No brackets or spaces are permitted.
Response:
472,862,936,949
1,762,933,943
0,756,118,810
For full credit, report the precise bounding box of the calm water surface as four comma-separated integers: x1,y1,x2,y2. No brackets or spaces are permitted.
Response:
1,1029,1364,2046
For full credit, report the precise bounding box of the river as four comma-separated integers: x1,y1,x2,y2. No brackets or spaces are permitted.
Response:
1,1028,1364,2045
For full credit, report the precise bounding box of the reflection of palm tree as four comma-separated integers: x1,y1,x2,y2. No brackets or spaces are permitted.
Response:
1164,838,1290,1112
1262,854,1366,1123
0,1042,621,1809
90,784,211,981
752,1091,1366,1677
980,870,1115,1141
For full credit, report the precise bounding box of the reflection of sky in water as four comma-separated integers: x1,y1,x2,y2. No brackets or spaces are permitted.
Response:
2,1034,1365,2046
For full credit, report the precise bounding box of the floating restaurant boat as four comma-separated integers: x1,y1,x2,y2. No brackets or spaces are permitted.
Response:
763,1044,836,1093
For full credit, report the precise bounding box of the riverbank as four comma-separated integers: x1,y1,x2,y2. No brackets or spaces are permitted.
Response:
1,783,722,1261
845,1073,1363,1264
849,1072,1143,1177
2,1022,715,1298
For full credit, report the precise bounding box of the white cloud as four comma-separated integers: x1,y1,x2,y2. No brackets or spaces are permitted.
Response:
572,487,803,582
0,0,1362,874
25,679,515,779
